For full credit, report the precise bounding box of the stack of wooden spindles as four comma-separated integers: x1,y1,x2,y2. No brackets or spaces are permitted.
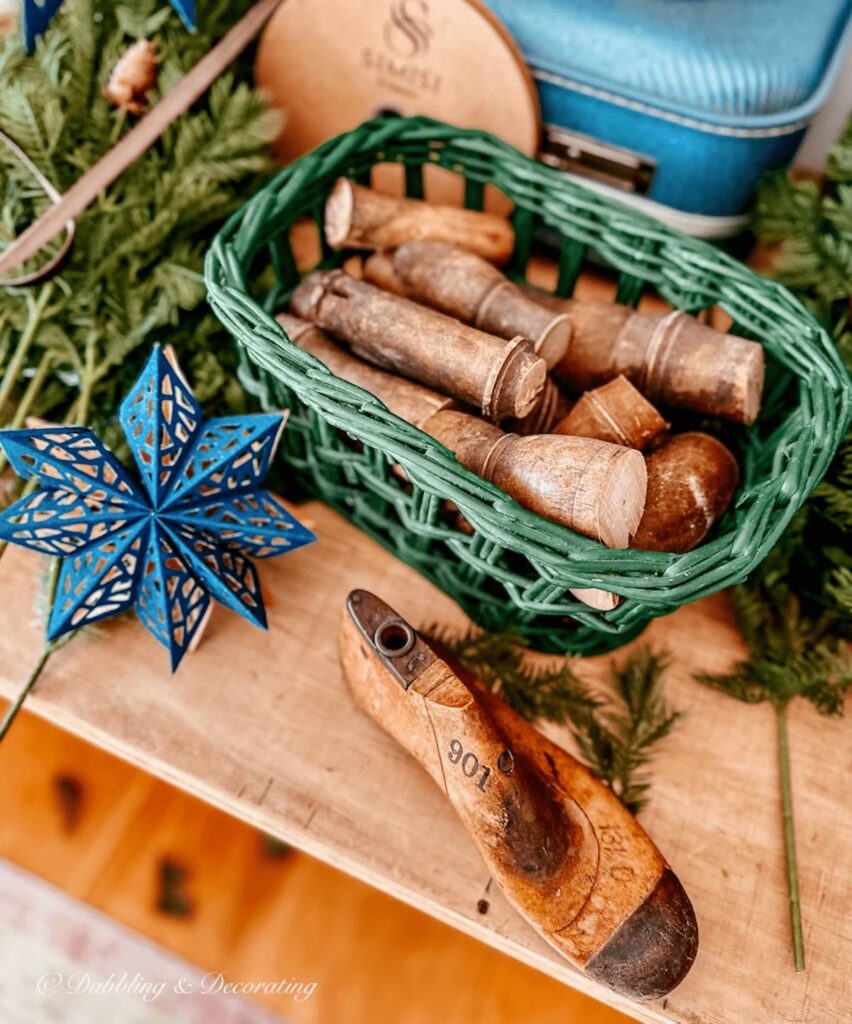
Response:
281,179,765,609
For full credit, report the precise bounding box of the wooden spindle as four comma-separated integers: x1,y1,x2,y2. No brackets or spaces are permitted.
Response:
276,313,454,426
554,376,668,451
324,178,515,265
533,294,765,425
290,270,547,422
392,241,571,369
282,315,647,551
631,432,739,552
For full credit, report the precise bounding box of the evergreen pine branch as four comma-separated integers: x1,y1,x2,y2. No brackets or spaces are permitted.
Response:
704,126,852,967
429,625,679,814
826,566,852,619
0,0,281,436
573,648,680,814
751,171,823,245
694,568,852,972
826,118,852,182
750,119,852,638
697,578,852,715
814,437,852,530
753,120,852,324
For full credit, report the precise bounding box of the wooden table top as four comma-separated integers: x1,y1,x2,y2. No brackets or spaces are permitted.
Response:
0,498,849,1024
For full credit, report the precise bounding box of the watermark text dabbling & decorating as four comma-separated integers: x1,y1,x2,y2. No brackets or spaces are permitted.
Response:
36,970,320,1004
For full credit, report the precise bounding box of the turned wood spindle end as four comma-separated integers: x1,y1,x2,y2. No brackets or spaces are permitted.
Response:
324,179,515,263
392,240,571,370
619,310,766,426
289,269,331,321
530,311,571,370
423,412,646,548
486,434,647,549
734,343,765,427
324,177,356,249
594,446,648,548
475,279,572,369
507,377,572,436
486,336,548,421
631,432,739,552
554,376,668,452
291,268,545,422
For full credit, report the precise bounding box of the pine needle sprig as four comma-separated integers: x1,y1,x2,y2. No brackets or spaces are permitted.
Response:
696,586,852,717
752,118,852,330
814,437,852,532
751,119,852,639
694,573,852,971
576,648,681,813
429,625,679,814
697,107,852,973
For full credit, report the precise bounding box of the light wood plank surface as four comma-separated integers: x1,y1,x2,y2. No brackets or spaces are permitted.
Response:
0,499,849,1024
0,711,625,1024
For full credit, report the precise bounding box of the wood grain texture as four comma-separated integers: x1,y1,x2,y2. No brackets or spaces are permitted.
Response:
340,591,696,1000
419,410,647,549
0,711,625,1024
276,315,457,428
554,376,668,452
290,270,546,420
391,241,571,368
632,433,740,553
551,300,765,426
324,178,515,264
0,501,849,1024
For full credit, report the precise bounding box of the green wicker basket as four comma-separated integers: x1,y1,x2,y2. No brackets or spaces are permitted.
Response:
204,116,851,654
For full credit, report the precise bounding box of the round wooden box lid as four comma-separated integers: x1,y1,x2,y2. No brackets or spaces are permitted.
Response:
255,0,540,207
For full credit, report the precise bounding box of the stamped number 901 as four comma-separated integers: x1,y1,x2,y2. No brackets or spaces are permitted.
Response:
447,739,491,791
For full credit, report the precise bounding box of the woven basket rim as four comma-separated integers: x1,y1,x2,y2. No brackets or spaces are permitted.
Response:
204,115,852,616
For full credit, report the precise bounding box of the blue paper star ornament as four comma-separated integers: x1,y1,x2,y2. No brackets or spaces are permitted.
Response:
21,0,64,54
0,347,315,669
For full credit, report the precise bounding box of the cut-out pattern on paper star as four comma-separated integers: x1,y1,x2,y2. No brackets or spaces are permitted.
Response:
0,346,315,669
23,0,196,53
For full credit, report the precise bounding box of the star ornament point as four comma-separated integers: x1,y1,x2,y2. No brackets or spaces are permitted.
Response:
0,346,315,670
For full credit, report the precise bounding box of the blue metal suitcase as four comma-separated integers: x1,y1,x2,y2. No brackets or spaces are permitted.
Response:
484,0,852,237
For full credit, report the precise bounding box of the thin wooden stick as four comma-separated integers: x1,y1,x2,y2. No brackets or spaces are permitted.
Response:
0,0,283,278
0,645,54,743
776,700,806,970
0,557,66,743
0,350,54,477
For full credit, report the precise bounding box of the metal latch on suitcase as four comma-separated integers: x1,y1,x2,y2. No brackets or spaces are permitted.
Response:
540,124,656,195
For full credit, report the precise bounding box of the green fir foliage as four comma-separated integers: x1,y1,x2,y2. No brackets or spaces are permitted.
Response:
752,120,852,366
693,137,852,970
432,626,601,725
0,0,281,439
697,582,852,715
750,119,852,636
572,647,680,814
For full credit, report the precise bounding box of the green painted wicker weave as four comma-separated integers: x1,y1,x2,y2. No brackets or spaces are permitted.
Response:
204,116,851,654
